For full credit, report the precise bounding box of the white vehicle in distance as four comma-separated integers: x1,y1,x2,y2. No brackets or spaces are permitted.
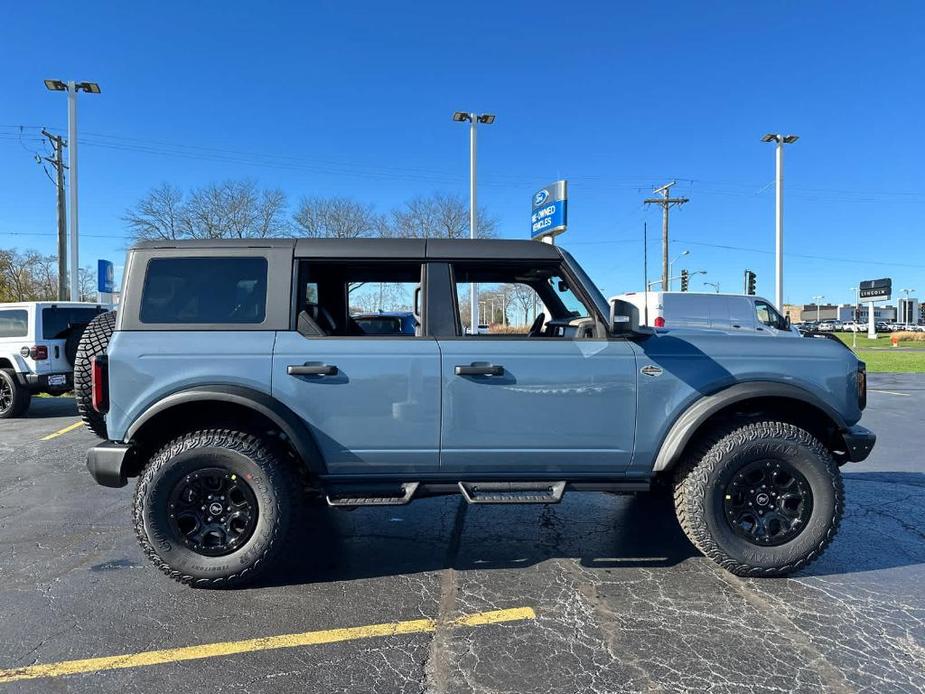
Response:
611,291,800,337
0,301,110,418
842,320,864,333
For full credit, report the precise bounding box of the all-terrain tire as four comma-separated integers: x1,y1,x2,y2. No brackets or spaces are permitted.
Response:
0,368,31,418
74,310,116,438
132,429,301,588
673,420,843,577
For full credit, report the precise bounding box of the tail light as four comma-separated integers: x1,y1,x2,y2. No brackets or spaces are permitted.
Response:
654,316,666,328
857,362,867,411
91,355,109,413
30,345,48,360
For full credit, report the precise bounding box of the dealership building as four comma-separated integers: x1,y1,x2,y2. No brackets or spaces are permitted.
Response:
797,303,900,323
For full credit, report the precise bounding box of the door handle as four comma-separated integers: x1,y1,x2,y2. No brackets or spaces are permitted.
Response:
455,364,503,377
288,363,338,376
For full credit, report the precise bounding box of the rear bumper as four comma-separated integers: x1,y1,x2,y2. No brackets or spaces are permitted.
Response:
15,372,73,392
86,442,131,488
840,425,876,462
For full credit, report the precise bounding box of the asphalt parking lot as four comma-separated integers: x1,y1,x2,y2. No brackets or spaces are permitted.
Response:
0,375,923,694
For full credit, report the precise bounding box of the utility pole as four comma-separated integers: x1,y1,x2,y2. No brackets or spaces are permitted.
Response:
40,129,68,300
644,182,689,290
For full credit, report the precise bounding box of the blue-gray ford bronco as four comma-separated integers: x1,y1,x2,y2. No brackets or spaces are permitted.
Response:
77,238,875,587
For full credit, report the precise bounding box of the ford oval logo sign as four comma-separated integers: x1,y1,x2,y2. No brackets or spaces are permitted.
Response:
533,189,549,207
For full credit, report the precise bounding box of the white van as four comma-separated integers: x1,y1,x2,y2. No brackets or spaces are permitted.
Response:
611,291,800,337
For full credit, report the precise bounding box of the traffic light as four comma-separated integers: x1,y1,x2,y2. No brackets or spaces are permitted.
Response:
745,270,757,295
680,269,689,292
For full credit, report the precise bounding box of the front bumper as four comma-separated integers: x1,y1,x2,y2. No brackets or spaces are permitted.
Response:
86,442,132,488
840,424,876,462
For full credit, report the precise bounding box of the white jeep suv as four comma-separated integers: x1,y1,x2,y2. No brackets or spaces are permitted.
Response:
0,302,108,418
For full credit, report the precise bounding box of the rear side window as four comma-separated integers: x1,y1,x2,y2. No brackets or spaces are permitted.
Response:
140,257,268,324
42,307,106,339
0,309,28,338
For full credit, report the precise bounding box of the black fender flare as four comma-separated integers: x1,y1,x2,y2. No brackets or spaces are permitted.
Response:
652,381,848,472
124,385,327,476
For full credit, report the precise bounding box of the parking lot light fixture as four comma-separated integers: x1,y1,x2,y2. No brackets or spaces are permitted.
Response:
453,110,495,331
813,295,826,322
761,132,799,311
45,78,101,300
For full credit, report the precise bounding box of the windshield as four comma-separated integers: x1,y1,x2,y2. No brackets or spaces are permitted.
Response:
561,250,610,320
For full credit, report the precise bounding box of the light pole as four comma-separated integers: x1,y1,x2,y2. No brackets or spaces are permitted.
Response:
900,288,916,325
704,281,720,294
850,287,859,349
45,79,101,301
649,269,705,289
761,133,799,312
812,295,825,322
453,111,495,333
668,250,690,290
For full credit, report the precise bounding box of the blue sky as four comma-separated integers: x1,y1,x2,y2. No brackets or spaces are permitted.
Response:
2,1,924,305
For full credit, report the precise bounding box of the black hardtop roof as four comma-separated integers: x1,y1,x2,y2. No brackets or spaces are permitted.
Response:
131,237,563,261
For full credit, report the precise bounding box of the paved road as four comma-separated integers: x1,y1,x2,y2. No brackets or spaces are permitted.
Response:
0,380,922,693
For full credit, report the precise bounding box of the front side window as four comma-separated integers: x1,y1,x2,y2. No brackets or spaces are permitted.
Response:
451,262,596,338
140,257,268,324
755,300,786,329
0,310,28,338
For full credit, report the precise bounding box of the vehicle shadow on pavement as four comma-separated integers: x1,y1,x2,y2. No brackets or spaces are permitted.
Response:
24,397,78,419
257,492,699,588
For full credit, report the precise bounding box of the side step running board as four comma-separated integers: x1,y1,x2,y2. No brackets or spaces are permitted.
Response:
458,481,566,504
326,482,419,507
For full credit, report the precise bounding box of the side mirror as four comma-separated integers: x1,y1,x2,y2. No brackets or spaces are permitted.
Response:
784,315,791,328
609,299,637,335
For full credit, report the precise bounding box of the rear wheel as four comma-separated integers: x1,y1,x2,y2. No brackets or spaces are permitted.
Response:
674,420,843,577
0,369,31,418
133,429,300,587
74,311,116,438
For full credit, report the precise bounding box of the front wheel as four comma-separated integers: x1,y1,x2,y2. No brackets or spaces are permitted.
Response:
133,429,300,587
674,420,843,577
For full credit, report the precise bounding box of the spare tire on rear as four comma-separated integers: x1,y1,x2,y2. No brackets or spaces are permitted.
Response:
74,310,116,439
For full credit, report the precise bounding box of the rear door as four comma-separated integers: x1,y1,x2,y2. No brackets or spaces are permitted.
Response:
271,259,441,475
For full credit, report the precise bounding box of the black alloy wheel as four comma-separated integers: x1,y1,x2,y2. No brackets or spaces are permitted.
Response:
0,375,12,415
722,459,813,546
167,467,259,556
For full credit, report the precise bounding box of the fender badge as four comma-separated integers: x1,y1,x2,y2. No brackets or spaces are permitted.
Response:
640,365,663,377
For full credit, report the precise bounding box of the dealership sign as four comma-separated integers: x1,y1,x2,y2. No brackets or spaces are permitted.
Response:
98,259,114,293
531,180,567,239
859,277,891,302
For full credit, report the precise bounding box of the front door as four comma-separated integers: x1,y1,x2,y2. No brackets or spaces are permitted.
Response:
272,260,441,476
437,260,638,474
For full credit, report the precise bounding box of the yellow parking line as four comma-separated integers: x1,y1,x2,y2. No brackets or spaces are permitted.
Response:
0,606,535,684
40,421,83,441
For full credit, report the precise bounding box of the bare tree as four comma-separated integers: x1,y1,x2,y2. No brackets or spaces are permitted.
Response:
78,266,98,302
123,183,186,241
293,196,381,238
184,180,288,239
386,192,496,239
124,180,288,243
0,249,57,301
508,283,535,326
